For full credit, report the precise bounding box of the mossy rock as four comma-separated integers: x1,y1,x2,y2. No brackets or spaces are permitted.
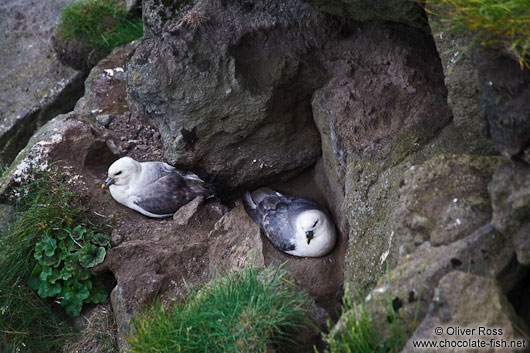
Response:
52,0,142,71
52,34,107,71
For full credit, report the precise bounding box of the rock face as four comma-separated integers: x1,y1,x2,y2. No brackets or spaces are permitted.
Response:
426,7,495,154
75,42,138,119
393,154,502,255
474,49,530,161
363,225,514,338
335,152,529,347
6,0,530,350
0,0,84,165
302,0,426,28
489,162,530,266
311,21,456,292
427,5,530,160
403,272,529,353
127,0,341,197
0,113,115,199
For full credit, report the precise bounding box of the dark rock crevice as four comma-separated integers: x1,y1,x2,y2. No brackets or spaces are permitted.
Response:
507,267,530,331
0,72,87,166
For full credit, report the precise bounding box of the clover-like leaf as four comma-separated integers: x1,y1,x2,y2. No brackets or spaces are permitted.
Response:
48,267,72,284
55,228,69,240
62,253,78,272
37,280,62,298
87,284,108,304
34,237,57,261
79,244,106,268
71,225,87,240
39,266,53,282
57,239,69,255
59,266,73,282
61,300,82,317
72,267,92,281
64,280,91,302
91,233,110,247
61,279,92,316
41,251,62,268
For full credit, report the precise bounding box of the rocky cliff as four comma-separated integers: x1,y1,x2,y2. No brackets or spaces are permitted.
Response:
1,0,529,351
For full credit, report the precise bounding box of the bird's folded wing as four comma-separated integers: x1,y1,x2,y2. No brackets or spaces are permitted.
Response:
262,203,296,251
131,173,197,215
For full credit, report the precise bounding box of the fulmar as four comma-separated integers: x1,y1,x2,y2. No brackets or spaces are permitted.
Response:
243,187,336,257
102,157,212,218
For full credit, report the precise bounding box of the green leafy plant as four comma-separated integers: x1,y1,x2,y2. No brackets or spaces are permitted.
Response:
0,172,111,352
28,224,110,316
56,0,143,54
128,266,309,353
423,0,530,68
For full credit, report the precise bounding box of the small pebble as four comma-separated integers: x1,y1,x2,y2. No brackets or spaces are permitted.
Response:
95,114,115,128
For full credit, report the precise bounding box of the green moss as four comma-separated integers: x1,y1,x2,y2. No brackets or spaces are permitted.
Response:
56,0,143,56
389,131,421,167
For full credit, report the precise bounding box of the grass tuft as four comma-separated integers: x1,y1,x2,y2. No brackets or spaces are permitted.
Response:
0,173,76,351
56,0,143,54
321,269,407,353
0,171,110,352
423,0,530,68
128,266,310,353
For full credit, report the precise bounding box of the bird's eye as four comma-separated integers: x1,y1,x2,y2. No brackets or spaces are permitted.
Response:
313,220,318,227
115,171,122,176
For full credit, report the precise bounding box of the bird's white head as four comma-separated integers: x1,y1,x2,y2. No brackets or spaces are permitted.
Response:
102,157,141,189
295,209,335,248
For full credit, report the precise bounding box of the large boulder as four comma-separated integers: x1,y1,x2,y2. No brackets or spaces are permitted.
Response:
403,271,529,353
127,0,344,197
207,201,264,276
0,0,84,165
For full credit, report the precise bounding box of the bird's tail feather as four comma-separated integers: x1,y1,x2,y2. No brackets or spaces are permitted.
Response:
242,191,256,209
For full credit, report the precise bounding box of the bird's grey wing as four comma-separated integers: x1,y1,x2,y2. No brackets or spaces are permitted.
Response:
132,172,210,215
242,189,296,251
262,202,296,251
243,188,285,224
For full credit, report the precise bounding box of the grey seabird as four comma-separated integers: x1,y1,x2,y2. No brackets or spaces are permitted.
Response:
243,187,336,257
102,157,213,218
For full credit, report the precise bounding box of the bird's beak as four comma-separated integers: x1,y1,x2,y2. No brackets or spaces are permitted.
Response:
305,230,314,245
102,177,115,189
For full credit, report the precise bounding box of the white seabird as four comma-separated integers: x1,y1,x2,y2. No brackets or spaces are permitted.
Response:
243,187,336,257
102,157,213,218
